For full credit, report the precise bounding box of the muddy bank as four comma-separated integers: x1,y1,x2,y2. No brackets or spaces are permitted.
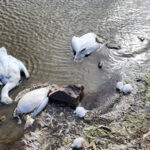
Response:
6,62,149,150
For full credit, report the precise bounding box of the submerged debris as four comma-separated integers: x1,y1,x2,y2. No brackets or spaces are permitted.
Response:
98,61,103,69
106,41,121,50
138,36,145,42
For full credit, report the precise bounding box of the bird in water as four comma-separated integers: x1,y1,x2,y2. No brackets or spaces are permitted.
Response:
0,47,29,104
13,84,57,129
72,32,104,60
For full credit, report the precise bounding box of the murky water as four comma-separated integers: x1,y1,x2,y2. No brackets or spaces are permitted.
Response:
0,0,150,149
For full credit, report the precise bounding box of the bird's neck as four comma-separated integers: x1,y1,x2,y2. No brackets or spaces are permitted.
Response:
1,82,17,98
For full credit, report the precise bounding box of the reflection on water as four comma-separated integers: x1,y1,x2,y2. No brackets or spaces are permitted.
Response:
0,0,150,149
0,103,24,149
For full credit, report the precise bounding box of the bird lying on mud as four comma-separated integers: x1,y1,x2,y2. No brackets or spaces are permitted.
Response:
0,47,29,104
13,84,57,129
72,32,104,60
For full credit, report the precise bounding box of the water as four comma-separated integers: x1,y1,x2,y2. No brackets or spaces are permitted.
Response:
0,0,150,149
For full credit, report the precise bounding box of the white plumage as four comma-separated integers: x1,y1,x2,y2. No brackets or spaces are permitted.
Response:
72,32,101,60
14,86,51,129
116,81,124,91
74,106,87,117
0,47,29,104
72,137,85,149
123,84,132,94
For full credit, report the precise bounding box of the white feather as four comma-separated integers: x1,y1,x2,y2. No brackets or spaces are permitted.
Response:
116,81,124,91
74,107,87,117
72,137,85,148
123,84,132,94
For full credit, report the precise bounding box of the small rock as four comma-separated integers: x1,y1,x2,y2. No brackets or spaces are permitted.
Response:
98,125,111,132
0,115,6,122
49,85,84,107
106,42,121,50
123,84,132,94
116,82,124,92
98,61,103,69
136,78,142,82
72,137,85,149
96,36,104,44
74,107,87,118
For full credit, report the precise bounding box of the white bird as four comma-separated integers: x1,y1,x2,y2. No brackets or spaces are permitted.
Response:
13,85,52,129
72,32,103,60
74,106,87,118
0,47,29,104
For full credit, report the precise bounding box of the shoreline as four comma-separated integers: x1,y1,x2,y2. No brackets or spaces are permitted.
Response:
8,63,150,150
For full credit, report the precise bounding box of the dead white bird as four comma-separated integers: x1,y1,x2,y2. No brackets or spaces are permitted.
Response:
13,84,57,129
74,106,87,118
0,47,29,104
72,32,103,60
